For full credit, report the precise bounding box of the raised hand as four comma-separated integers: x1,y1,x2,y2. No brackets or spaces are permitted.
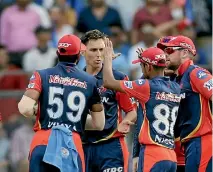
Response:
103,38,114,60
103,38,121,60
136,47,144,58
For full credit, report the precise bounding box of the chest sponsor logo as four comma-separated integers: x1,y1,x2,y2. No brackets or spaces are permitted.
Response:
155,92,181,102
49,75,87,89
204,79,213,91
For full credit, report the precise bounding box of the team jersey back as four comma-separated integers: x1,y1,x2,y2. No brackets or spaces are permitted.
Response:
83,69,134,143
120,77,181,149
176,65,212,142
27,62,101,135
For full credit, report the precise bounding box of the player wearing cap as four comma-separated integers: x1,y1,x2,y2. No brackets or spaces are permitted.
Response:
18,34,105,172
158,35,212,172
103,38,181,172
157,36,185,172
80,30,136,172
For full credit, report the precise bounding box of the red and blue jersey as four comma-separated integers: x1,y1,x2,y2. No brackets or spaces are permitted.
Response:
27,62,101,135
120,77,181,149
83,68,135,143
176,59,212,142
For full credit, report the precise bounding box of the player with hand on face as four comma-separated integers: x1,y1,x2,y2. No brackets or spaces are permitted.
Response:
157,35,213,172
80,29,137,172
103,38,181,172
18,34,105,172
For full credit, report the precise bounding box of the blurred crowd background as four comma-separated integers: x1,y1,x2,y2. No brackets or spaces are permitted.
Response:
0,0,212,171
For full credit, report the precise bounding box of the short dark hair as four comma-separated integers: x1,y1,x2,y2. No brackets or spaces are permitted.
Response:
56,51,79,63
153,65,166,71
81,29,106,45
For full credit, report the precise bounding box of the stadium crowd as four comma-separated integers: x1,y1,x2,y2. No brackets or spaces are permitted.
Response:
0,0,212,172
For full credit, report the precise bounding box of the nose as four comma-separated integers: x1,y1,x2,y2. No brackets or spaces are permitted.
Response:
97,50,102,57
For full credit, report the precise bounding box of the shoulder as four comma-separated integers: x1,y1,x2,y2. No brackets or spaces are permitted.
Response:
78,70,98,83
190,65,211,79
36,67,54,76
112,69,127,80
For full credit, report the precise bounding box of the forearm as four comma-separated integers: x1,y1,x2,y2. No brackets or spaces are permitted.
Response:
85,111,105,131
103,56,124,92
18,95,37,117
103,55,116,88
85,115,97,130
18,90,40,117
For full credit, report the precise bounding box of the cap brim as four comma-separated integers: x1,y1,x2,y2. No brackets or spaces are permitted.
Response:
157,42,177,50
80,43,86,51
132,59,142,64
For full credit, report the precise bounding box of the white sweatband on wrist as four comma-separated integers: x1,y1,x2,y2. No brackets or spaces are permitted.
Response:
18,95,36,117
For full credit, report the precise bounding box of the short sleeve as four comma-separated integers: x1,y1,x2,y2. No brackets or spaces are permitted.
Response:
190,68,213,100
116,75,134,113
89,80,102,109
26,71,42,92
120,79,150,103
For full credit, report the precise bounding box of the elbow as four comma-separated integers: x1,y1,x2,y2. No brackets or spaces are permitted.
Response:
95,117,105,131
18,101,33,118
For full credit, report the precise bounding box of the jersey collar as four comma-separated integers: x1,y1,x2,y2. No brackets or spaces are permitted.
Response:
178,59,194,76
152,76,170,81
58,62,76,67
83,66,103,79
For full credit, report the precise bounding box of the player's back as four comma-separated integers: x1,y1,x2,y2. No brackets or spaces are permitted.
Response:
138,77,181,149
120,76,181,172
34,62,99,135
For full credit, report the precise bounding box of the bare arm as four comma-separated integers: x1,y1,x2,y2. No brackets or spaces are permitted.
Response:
85,102,105,131
18,89,40,117
103,38,125,93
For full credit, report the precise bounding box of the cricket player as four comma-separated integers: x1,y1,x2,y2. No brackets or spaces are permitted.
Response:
103,38,181,172
18,34,105,172
157,35,212,172
80,29,137,172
